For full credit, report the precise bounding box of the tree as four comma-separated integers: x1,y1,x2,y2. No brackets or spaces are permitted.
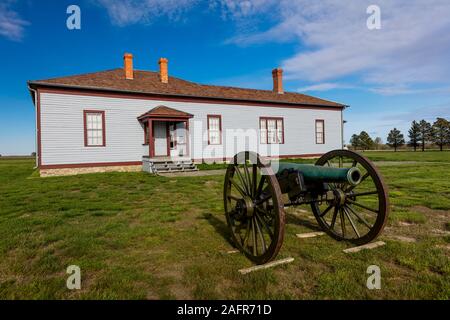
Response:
431,118,450,151
374,137,383,150
418,120,432,151
359,131,374,150
387,128,405,151
408,120,420,151
350,134,361,150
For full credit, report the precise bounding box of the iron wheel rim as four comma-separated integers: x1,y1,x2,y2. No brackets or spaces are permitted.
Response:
311,150,389,245
223,151,285,264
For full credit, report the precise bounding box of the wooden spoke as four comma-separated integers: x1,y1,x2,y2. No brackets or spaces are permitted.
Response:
256,207,273,222
251,218,257,256
310,149,389,246
255,193,272,205
243,162,252,196
229,177,247,198
330,206,338,229
348,190,378,197
346,199,379,214
345,204,373,229
227,194,242,201
255,210,274,240
234,166,250,196
360,172,370,183
340,208,346,237
343,207,360,237
252,164,257,198
346,172,370,192
256,175,266,197
254,217,267,253
320,204,334,217
224,151,285,265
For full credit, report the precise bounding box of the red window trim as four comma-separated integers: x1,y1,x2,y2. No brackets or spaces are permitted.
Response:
315,119,325,144
83,110,106,147
259,117,284,144
207,114,222,145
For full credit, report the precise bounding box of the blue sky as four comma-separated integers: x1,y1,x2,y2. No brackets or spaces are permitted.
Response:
1,0,450,155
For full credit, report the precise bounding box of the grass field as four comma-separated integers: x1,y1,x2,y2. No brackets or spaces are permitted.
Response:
0,151,449,299
197,150,450,171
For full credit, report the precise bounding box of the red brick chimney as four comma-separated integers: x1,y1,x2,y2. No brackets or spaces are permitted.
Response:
124,53,133,80
159,58,168,84
272,68,283,94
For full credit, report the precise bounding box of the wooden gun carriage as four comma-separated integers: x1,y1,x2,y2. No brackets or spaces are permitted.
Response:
223,150,389,264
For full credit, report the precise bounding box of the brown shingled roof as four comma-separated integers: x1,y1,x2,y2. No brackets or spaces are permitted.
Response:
28,68,344,108
138,106,193,119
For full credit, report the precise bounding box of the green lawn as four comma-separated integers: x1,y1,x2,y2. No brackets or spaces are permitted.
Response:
197,150,450,171
360,150,450,163
0,152,449,299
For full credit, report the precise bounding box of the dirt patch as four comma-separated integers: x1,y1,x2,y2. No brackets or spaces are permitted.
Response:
431,229,450,236
388,235,417,243
157,264,192,299
205,180,219,188
384,205,450,241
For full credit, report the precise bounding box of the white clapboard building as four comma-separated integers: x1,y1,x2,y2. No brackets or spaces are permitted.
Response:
28,54,346,176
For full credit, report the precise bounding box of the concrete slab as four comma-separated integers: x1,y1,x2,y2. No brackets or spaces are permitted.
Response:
343,241,386,253
238,257,294,274
296,232,325,239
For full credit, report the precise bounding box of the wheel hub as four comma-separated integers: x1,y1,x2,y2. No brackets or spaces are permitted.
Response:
235,197,255,218
332,188,346,207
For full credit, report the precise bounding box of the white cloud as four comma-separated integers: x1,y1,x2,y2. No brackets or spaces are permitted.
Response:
0,2,29,41
370,85,450,96
96,0,199,26
222,0,450,92
297,82,354,92
96,0,450,95
380,104,450,122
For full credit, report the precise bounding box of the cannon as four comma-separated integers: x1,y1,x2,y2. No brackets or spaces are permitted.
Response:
223,150,389,264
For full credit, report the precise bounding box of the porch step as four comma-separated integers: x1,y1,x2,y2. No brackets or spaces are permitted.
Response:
142,157,198,174
157,168,199,174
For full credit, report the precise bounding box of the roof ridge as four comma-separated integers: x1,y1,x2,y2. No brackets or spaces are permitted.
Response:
133,70,337,102
30,68,122,83
28,68,345,107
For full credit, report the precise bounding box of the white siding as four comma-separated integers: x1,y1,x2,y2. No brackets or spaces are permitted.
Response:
39,92,342,165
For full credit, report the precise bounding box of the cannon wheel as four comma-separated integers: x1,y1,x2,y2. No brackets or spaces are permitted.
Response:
224,151,285,264
311,150,389,245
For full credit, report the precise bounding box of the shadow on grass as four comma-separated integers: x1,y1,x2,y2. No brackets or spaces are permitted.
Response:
201,213,236,248
202,211,322,249
285,212,322,232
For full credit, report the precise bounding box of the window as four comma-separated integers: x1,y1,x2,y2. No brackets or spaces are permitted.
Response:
84,111,105,147
315,120,325,144
207,115,222,145
260,117,284,144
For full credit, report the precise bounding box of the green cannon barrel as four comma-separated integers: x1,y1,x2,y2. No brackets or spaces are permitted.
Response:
272,162,362,186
